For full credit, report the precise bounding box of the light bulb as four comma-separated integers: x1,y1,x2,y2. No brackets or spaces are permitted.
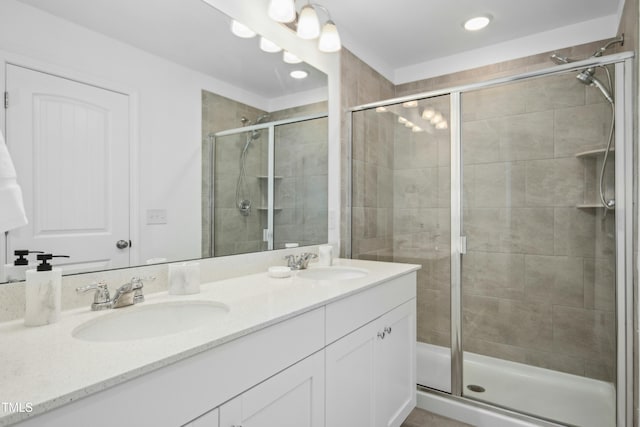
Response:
405,121,414,128
290,70,309,79
412,126,423,133
402,100,418,108
464,16,491,31
375,107,387,113
398,117,408,124
436,121,448,129
268,0,296,23
283,51,303,64
297,5,321,39
430,113,443,125
260,37,282,53
318,20,341,53
421,108,435,120
231,20,256,38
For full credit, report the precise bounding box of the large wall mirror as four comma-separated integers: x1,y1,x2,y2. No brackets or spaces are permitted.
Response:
0,0,329,283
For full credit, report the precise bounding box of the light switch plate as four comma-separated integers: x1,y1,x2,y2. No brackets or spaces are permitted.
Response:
146,209,167,225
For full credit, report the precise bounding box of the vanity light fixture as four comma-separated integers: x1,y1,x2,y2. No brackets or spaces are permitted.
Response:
290,70,309,79
436,121,448,130
404,121,414,128
421,108,435,119
231,20,256,38
283,51,303,64
464,15,491,31
260,37,282,53
297,5,321,39
318,19,341,52
412,126,423,133
268,0,296,23
430,112,444,125
398,116,408,124
375,106,387,113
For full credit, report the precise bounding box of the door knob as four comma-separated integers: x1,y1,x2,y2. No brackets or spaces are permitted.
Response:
116,240,130,249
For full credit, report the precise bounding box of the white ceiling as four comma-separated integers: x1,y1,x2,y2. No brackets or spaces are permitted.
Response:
17,0,328,103
324,0,623,82
18,0,624,94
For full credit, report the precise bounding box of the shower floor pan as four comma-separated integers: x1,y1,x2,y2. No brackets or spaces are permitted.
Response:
417,342,615,427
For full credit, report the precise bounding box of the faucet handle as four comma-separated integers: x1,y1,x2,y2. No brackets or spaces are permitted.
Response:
129,276,155,288
76,282,112,310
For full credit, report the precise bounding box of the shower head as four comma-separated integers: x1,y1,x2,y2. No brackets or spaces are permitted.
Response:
550,53,573,65
255,113,270,124
576,68,613,104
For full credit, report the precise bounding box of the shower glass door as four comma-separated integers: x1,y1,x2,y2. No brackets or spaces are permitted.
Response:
350,95,452,392
459,68,617,427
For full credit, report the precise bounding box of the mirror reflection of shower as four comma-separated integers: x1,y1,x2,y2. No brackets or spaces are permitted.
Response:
551,34,623,211
236,113,270,216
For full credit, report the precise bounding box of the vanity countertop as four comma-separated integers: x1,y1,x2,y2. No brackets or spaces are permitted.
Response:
0,258,419,426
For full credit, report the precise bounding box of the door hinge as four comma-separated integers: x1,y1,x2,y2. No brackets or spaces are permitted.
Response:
4,92,8,109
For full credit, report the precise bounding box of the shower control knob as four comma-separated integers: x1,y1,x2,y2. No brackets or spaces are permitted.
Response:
116,240,130,249
377,331,386,340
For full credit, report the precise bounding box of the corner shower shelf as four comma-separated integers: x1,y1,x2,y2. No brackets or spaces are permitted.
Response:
575,148,614,158
256,207,283,211
257,175,284,179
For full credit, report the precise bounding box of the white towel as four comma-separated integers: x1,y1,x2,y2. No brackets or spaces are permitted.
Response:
0,130,28,232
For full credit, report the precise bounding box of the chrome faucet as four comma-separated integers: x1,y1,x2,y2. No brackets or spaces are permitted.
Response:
284,253,317,270
76,277,153,311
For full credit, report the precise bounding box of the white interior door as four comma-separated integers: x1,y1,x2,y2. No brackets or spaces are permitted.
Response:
5,64,130,273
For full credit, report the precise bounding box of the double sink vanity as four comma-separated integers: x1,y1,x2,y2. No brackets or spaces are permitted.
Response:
0,258,418,427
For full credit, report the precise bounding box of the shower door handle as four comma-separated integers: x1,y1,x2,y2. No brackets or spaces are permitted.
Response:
460,236,467,255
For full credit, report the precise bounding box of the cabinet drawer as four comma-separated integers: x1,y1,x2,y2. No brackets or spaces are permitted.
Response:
325,272,416,344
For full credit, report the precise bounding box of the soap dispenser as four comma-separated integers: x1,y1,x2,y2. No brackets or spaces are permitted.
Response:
3,250,44,282
24,254,69,327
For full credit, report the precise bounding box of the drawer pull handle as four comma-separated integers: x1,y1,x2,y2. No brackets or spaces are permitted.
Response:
377,331,386,339
384,326,392,335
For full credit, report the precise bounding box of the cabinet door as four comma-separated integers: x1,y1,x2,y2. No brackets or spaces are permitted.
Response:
326,318,379,427
219,351,324,427
326,299,416,427
375,300,416,427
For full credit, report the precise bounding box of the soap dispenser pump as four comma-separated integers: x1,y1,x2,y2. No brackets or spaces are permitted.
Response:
24,254,69,327
3,250,44,282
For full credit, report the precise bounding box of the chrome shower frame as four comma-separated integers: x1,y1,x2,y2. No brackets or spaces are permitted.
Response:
208,112,327,256
348,51,634,427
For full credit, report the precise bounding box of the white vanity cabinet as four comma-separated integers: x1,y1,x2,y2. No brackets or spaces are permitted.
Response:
218,351,324,427
10,268,417,427
325,274,416,427
187,351,324,427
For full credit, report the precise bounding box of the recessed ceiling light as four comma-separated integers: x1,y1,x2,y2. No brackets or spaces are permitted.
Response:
464,15,491,31
290,70,309,79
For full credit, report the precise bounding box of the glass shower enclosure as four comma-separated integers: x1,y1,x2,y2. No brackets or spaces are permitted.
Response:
349,53,633,427
207,113,328,257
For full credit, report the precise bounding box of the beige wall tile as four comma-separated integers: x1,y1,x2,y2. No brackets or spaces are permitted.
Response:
552,306,615,358
463,251,525,300
524,255,584,307
554,208,596,257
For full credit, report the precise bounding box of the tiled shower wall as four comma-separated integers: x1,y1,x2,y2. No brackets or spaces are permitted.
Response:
202,91,267,257
202,92,328,256
459,74,616,381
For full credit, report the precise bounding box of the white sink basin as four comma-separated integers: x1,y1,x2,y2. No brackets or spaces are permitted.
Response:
72,301,229,342
297,266,369,281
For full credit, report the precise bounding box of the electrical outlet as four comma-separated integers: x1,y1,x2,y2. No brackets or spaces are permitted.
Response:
146,209,167,225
